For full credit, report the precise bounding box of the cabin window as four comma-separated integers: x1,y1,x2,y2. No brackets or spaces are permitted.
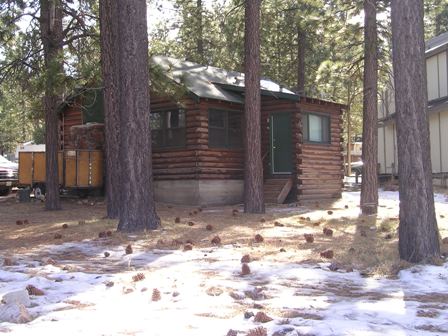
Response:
208,109,242,148
150,109,186,148
303,113,330,144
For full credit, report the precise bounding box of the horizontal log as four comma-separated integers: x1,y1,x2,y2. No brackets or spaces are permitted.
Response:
154,167,198,175
153,150,196,158
197,162,243,169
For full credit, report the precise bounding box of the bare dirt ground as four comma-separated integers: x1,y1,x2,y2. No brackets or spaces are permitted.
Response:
1,191,447,276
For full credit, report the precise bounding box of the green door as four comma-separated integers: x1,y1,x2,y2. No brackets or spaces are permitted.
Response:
270,113,293,174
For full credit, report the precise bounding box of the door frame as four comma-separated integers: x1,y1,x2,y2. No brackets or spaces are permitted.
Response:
270,112,293,175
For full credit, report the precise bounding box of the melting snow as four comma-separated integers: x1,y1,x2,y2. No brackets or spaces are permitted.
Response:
1,190,447,335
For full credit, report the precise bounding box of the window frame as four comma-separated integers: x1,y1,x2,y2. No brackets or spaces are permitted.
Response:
208,108,243,149
302,112,331,145
150,108,186,149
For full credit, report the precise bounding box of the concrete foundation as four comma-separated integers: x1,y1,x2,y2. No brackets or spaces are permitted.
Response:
154,179,244,206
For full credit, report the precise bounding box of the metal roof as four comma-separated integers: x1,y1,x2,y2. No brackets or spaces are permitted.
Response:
378,96,448,124
426,32,448,54
151,56,299,104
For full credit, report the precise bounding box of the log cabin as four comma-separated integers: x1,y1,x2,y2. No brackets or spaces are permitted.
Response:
59,56,345,205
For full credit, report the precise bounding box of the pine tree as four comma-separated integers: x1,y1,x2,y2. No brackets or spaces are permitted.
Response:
244,0,264,214
100,0,160,231
391,0,440,262
360,0,379,215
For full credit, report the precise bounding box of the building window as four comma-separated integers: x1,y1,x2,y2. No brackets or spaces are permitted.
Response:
303,113,331,144
150,109,186,148
208,109,242,148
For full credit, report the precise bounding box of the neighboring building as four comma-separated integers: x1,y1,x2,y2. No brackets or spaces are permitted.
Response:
15,142,45,160
59,56,345,205
378,32,448,184
343,141,362,169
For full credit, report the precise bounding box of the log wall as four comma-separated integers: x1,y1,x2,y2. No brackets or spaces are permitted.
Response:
62,104,83,149
149,96,244,181
298,97,344,200
260,96,344,201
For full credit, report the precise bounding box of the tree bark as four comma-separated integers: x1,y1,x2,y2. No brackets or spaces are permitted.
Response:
297,27,306,94
244,0,264,214
99,0,121,219
346,85,352,176
391,0,440,262
360,0,378,215
196,0,204,64
39,0,63,211
116,0,160,232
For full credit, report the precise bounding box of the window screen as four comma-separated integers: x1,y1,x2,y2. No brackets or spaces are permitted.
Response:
208,109,242,148
150,109,186,148
302,113,331,144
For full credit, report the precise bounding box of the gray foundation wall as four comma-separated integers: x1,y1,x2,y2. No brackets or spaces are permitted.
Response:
153,179,244,206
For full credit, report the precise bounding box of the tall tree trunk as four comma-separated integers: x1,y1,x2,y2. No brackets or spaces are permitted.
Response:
39,0,63,211
244,0,264,214
116,0,160,232
360,0,378,215
346,84,352,176
99,0,121,219
196,0,204,63
297,27,306,94
391,0,440,262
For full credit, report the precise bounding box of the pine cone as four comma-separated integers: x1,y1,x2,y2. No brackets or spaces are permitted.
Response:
152,288,161,301
187,221,195,226
54,233,62,239
323,228,333,237
304,233,314,243
226,329,238,336
132,273,145,282
241,263,251,275
253,312,273,323
3,258,14,266
260,218,265,223
62,223,68,229
241,254,251,263
327,210,333,215
171,239,183,247
16,220,23,225
125,244,133,254
205,224,213,231
98,231,107,238
104,252,110,258
211,235,221,245
26,284,44,296
274,221,284,227
106,231,113,237
246,327,267,336
254,234,264,243
43,257,56,265
320,249,334,259
175,217,181,223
